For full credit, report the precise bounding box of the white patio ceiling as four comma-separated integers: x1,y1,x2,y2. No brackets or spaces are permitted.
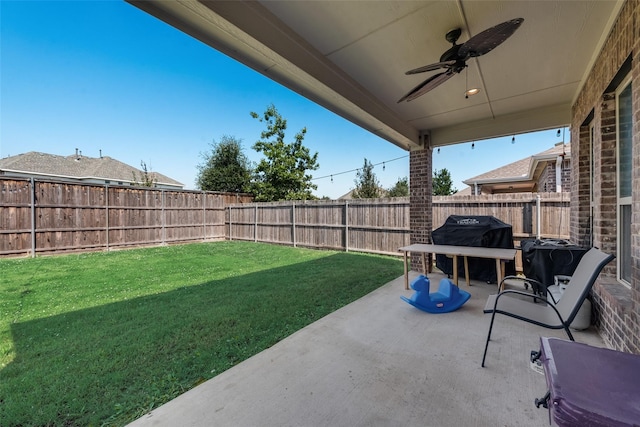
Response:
128,0,623,151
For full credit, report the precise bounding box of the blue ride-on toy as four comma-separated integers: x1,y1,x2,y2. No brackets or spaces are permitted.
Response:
401,275,470,313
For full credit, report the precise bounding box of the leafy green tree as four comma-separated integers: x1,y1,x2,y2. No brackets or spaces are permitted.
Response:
196,135,252,192
433,168,457,195
352,158,381,198
387,177,409,197
249,104,319,201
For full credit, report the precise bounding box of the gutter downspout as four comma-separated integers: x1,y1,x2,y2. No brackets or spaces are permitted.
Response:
536,194,541,240
555,156,563,192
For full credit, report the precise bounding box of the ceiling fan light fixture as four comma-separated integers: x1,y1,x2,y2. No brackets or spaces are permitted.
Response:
465,88,480,97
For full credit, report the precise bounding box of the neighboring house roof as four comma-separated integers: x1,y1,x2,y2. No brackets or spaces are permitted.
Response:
338,187,389,200
453,186,473,196
0,151,183,188
461,143,570,193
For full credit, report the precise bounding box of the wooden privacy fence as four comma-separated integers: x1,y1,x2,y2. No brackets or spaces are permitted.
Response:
433,192,571,243
227,198,410,256
433,193,570,271
1,176,570,258
0,178,251,256
227,192,570,256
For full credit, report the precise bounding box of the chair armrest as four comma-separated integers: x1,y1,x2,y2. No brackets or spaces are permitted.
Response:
493,289,548,306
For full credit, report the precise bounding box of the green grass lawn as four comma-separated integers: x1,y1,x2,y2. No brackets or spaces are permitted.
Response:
0,241,403,426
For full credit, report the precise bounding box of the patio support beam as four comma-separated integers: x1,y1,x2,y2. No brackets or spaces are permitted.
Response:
429,104,572,147
409,145,433,272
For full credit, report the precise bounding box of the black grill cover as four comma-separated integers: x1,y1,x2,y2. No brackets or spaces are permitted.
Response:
520,239,589,294
432,215,516,283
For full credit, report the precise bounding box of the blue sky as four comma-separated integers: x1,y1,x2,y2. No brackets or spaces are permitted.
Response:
1,1,567,199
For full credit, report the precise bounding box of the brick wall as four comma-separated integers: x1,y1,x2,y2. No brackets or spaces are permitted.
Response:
409,147,433,271
538,164,552,192
571,126,593,247
561,160,571,192
537,159,570,193
571,0,639,353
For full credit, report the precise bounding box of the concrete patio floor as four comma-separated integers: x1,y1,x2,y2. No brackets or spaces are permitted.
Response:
128,271,604,427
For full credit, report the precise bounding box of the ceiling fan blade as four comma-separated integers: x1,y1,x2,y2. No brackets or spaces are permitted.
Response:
397,71,455,103
458,18,524,59
405,60,456,75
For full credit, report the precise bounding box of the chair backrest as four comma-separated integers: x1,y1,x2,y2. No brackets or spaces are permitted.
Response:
555,248,615,324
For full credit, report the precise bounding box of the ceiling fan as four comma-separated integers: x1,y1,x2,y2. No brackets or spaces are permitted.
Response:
398,18,524,103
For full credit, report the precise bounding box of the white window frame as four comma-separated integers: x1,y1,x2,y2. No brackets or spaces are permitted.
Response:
616,76,632,287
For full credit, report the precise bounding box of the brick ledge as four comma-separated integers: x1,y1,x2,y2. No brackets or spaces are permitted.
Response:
594,277,633,313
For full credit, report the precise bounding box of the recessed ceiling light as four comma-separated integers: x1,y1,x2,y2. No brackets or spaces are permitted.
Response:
465,88,480,97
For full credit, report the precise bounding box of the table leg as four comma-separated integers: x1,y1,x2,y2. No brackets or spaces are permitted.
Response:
421,252,427,276
495,258,503,291
452,255,459,286
463,256,470,287
403,251,409,290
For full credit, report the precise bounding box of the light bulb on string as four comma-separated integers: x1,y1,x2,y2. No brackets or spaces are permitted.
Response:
437,147,440,154
511,135,515,144
309,154,409,184
471,142,475,150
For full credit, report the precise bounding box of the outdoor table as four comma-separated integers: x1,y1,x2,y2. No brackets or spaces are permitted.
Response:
398,244,517,290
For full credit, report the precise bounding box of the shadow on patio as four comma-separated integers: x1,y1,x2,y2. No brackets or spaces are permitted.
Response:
128,271,603,427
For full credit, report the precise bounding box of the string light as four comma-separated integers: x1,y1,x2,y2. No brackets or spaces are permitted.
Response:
311,155,408,182
511,135,515,144
437,147,440,154
471,142,475,149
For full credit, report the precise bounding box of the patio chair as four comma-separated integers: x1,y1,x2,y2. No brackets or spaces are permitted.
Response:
481,247,614,367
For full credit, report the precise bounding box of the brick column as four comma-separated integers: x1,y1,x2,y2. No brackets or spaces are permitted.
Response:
409,146,433,271
595,92,619,263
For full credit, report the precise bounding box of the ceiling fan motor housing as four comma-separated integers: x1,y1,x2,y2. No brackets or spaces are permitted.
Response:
440,43,462,62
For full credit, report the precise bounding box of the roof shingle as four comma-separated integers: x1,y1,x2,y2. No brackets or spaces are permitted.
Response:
0,151,183,187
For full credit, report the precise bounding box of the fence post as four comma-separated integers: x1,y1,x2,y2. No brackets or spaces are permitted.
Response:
202,191,206,241
162,190,166,245
292,202,296,247
344,200,349,252
229,205,233,241
536,194,541,240
523,201,533,234
105,185,110,251
30,177,36,258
